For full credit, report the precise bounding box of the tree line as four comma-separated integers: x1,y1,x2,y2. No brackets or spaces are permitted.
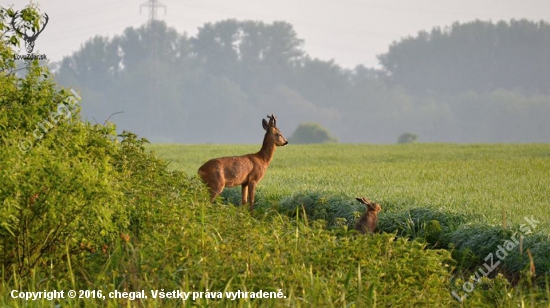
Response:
53,19,550,143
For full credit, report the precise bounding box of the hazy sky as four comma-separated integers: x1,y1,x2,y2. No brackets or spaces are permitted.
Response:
3,0,550,69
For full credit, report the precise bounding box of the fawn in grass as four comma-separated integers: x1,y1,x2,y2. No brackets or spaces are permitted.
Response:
355,197,382,234
198,114,288,211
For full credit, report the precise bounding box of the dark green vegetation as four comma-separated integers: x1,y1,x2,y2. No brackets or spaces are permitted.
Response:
380,20,550,95
289,122,338,144
54,18,550,143
398,132,419,144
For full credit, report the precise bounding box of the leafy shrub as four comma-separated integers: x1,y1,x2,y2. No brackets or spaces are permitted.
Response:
0,59,128,276
397,132,419,144
289,123,338,144
0,6,209,287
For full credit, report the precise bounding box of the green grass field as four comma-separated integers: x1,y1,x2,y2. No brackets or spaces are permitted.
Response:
150,143,550,233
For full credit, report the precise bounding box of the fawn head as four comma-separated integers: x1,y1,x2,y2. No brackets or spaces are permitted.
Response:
356,197,382,213
262,114,288,146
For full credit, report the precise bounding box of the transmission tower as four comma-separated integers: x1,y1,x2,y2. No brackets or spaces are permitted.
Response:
140,0,166,22
139,0,167,138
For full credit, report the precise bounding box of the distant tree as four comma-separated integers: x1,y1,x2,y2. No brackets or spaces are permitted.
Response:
52,18,550,144
378,20,550,95
293,58,351,108
191,19,305,93
290,123,338,144
397,132,419,144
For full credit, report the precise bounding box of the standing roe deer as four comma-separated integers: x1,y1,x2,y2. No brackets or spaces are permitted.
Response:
355,197,382,234
198,114,288,210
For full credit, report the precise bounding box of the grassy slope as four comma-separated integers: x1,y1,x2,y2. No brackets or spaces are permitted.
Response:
150,143,550,233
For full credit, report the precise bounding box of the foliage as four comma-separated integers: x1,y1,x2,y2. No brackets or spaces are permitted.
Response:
377,207,470,248
450,225,550,278
53,19,550,143
289,122,339,144
379,19,550,95
397,132,419,144
1,6,127,276
276,190,550,280
278,192,362,229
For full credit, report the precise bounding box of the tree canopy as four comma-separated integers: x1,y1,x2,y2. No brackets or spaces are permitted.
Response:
290,123,338,144
379,20,550,95
53,19,550,143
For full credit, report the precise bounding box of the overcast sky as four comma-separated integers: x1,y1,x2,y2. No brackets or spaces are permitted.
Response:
3,0,550,69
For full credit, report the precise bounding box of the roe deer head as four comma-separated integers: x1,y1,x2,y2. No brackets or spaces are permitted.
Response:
198,114,288,211
355,197,382,234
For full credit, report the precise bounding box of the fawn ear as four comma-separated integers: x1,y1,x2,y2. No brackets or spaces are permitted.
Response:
356,197,369,205
262,119,269,131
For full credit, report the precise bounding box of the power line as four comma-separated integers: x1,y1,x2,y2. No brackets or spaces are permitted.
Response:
140,0,166,22
139,0,167,137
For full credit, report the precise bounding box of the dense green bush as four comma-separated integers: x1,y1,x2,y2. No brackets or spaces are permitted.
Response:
397,132,419,144
1,52,126,277
289,122,338,144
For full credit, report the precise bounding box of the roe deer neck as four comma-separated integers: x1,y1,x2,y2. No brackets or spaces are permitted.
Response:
256,133,277,164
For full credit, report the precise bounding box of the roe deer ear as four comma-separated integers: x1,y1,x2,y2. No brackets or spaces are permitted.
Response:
262,119,269,131
362,197,372,204
356,197,371,206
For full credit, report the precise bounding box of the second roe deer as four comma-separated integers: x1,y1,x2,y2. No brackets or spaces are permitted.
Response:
355,197,382,234
198,114,288,211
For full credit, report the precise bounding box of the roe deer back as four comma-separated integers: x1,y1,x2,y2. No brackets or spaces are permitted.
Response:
198,114,288,211
355,197,382,234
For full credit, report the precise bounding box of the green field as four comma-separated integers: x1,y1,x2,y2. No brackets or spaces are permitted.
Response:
151,143,550,232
